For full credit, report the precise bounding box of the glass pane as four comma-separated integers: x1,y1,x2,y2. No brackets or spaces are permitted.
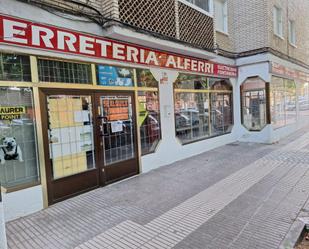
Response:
211,93,233,135
38,60,92,84
270,77,286,128
0,87,39,189
285,79,296,125
138,91,161,155
270,77,296,129
97,65,134,87
47,95,95,179
175,74,208,90
100,96,135,165
175,92,210,144
136,69,158,88
0,53,31,82
298,82,309,118
241,78,267,131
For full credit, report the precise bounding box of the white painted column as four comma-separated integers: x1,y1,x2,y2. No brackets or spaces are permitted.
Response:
0,193,7,249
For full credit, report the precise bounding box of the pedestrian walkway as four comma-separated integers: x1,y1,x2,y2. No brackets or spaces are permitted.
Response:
6,127,309,249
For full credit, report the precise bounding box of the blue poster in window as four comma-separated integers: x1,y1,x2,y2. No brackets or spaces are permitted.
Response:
98,65,134,87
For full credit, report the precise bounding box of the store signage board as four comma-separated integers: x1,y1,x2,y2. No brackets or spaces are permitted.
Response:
98,65,134,86
0,106,26,120
0,15,237,78
271,62,309,82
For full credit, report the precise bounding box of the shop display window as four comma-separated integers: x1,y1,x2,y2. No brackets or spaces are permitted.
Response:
241,77,267,131
270,77,296,129
174,74,233,144
138,91,161,155
0,53,31,82
47,95,95,179
38,59,92,84
0,87,39,189
298,82,309,118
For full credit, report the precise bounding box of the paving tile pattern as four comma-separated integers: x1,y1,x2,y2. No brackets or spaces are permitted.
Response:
6,127,309,249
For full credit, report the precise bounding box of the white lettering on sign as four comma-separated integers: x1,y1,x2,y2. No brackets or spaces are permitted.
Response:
32,26,54,48
3,19,28,44
80,36,95,55
57,31,77,52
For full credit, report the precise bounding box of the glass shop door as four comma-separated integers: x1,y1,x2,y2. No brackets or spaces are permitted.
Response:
95,92,139,183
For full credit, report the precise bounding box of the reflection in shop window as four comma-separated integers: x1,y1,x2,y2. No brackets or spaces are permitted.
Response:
138,91,161,155
270,77,296,129
0,87,39,189
0,53,31,82
47,95,95,179
175,92,210,143
174,74,233,144
210,79,233,135
137,69,159,88
241,77,267,131
136,69,161,155
298,82,309,117
38,59,92,84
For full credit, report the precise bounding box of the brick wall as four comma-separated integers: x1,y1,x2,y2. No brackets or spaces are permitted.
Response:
216,0,309,66
215,0,269,53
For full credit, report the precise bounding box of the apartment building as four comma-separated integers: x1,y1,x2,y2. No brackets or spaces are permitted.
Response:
0,0,308,232
215,0,309,142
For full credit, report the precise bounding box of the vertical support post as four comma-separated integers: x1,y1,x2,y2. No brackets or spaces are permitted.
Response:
30,56,39,83
32,87,48,208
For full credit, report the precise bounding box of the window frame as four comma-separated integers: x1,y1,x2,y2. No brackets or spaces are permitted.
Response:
273,6,284,38
179,0,214,17
288,19,296,46
173,74,233,145
214,0,228,34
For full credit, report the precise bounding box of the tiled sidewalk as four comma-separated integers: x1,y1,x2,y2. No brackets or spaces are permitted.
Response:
6,127,309,249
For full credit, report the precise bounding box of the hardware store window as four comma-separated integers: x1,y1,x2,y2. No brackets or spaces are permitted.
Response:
270,76,296,129
241,77,267,131
174,74,233,144
0,87,39,189
137,69,161,155
97,65,161,155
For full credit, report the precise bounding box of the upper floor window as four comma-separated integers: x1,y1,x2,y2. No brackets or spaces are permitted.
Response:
289,20,296,45
185,0,210,13
273,6,283,37
215,0,228,33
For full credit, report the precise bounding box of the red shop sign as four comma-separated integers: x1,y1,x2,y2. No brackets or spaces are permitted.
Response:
0,15,237,78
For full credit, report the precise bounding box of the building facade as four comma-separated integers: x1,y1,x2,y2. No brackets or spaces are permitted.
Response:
0,0,308,236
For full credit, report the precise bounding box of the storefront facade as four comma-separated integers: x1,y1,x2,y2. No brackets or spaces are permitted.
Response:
0,13,239,220
237,54,309,144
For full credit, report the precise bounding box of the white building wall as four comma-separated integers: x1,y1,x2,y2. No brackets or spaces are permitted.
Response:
3,186,43,222
141,69,238,173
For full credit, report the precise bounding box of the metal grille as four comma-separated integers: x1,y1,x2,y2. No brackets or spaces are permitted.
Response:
47,95,96,179
100,96,135,165
118,0,177,38
38,59,92,84
178,2,214,49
